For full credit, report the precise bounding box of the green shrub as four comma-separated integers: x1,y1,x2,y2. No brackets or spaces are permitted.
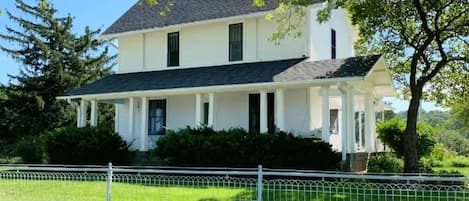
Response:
43,126,131,165
377,119,436,158
15,136,43,163
367,153,404,173
435,131,469,157
451,156,469,167
155,127,341,170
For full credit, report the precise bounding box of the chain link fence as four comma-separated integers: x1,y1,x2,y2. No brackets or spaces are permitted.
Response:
0,164,468,201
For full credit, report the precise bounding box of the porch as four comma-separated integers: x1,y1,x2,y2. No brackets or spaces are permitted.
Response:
59,55,394,161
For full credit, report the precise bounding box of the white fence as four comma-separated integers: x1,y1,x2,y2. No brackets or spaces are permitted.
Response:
0,163,468,201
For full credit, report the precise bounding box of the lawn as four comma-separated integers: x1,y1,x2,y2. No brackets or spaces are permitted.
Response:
0,179,468,201
0,179,250,201
433,167,469,178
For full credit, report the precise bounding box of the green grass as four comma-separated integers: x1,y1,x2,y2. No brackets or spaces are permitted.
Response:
1,179,468,201
0,179,249,201
433,167,469,177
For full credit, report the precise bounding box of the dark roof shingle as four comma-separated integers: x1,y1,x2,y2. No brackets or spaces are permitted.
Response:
64,55,381,97
103,0,323,36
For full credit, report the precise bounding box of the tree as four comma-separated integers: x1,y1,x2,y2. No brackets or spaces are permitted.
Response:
318,0,467,173
0,0,114,138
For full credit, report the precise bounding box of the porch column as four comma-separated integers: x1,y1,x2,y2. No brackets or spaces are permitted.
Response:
364,93,376,152
140,97,148,151
340,86,348,161
114,104,119,133
76,106,81,128
128,97,135,141
90,99,98,127
275,89,285,131
260,90,268,133
346,86,356,154
208,93,215,128
320,87,330,142
79,99,87,128
195,93,202,127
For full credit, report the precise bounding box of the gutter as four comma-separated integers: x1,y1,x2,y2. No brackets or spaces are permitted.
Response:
57,76,365,100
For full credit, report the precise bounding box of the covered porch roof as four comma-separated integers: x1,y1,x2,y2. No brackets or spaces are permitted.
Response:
58,55,394,100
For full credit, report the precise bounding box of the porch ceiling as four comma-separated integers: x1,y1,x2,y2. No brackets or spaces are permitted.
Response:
59,55,383,99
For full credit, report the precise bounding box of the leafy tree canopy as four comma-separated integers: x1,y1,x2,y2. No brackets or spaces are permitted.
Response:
0,0,114,139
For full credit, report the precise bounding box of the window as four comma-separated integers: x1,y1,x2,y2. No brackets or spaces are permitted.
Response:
249,94,260,133
249,93,275,133
203,102,209,125
331,29,336,59
148,99,166,135
330,109,339,134
229,23,243,61
167,32,179,67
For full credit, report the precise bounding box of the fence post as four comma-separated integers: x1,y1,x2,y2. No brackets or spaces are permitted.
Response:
106,162,113,201
257,165,263,201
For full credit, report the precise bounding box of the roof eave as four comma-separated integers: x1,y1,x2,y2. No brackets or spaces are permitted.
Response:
100,10,274,40
57,76,364,100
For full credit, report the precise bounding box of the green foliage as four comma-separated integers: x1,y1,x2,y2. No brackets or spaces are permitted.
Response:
43,127,131,165
367,153,404,173
15,136,43,163
0,0,114,140
319,0,468,173
435,131,469,157
155,127,340,170
377,119,436,158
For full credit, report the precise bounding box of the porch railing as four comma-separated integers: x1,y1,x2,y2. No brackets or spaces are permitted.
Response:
0,163,467,201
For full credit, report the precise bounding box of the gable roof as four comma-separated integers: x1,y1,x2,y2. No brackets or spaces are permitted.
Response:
63,55,381,97
102,0,323,36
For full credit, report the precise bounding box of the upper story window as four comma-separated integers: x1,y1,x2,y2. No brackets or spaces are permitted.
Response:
167,32,180,67
229,23,243,62
331,28,336,59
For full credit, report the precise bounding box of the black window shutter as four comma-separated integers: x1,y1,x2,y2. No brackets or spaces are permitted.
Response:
267,93,275,133
229,23,243,61
331,29,336,59
249,94,260,133
167,32,179,67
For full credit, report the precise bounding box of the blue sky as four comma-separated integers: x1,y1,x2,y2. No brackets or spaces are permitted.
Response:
0,0,444,112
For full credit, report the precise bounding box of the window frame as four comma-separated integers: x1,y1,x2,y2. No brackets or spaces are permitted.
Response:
331,28,336,59
148,99,167,136
229,23,243,62
167,31,180,67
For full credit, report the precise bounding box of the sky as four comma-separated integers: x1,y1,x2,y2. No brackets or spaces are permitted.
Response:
0,0,444,112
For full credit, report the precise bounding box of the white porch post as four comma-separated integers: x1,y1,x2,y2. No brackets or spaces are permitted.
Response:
320,87,330,142
76,106,81,128
340,86,348,161
90,99,98,127
79,99,87,128
114,104,119,133
208,93,215,128
260,90,268,133
128,97,135,141
140,97,148,151
364,94,376,152
346,86,356,154
275,89,285,131
195,93,202,127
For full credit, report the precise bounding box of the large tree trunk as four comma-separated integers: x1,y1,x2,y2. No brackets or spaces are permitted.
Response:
403,91,421,173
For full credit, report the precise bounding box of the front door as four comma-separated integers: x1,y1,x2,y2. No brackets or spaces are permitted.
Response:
148,99,166,135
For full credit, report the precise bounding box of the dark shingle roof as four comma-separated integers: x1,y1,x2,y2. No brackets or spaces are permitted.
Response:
64,55,381,97
103,0,323,36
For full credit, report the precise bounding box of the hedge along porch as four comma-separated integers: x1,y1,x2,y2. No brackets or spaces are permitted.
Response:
58,55,395,161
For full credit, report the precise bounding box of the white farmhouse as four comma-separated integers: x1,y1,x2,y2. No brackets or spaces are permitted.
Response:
59,0,394,163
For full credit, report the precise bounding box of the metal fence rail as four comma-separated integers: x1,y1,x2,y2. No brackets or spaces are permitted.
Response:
0,164,468,201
